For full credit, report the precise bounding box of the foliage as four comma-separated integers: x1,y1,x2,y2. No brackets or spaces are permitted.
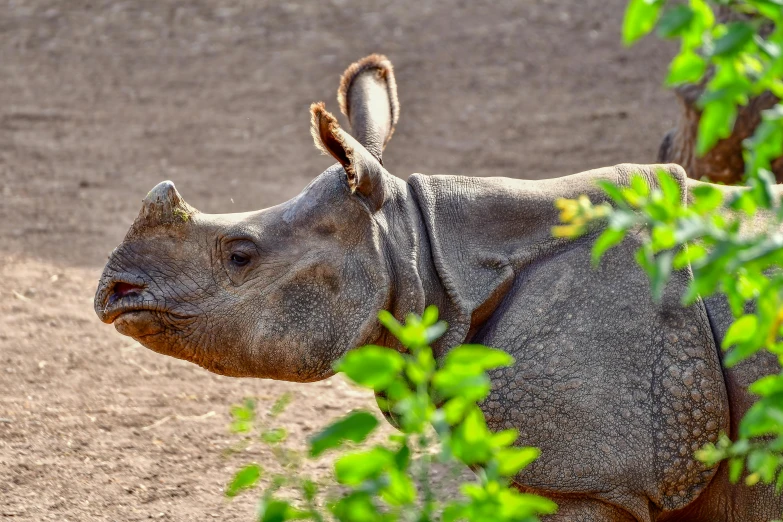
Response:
557,0,783,497
225,307,557,522
624,0,783,156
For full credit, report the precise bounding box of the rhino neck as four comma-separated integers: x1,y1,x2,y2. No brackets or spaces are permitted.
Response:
407,173,567,355
370,175,449,350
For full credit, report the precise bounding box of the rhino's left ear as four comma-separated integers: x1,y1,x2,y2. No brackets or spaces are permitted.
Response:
310,102,386,211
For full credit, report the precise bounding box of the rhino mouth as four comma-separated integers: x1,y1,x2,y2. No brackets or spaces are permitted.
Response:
97,280,164,324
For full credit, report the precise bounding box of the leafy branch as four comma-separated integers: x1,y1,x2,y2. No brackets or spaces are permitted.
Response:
557,0,783,493
225,308,556,522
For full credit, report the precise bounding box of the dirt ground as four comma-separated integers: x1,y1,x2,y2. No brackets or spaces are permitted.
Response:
0,1,678,520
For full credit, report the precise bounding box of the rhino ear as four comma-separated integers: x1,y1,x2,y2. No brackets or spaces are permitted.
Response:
310,102,386,211
336,54,399,164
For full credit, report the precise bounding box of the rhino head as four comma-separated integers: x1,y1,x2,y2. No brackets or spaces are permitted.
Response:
94,55,424,381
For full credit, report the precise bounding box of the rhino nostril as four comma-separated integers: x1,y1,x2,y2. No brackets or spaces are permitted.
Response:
109,282,144,305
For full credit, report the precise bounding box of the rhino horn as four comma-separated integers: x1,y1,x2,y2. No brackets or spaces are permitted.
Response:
127,180,197,236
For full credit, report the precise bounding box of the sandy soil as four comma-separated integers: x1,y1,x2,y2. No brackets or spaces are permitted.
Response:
0,1,677,520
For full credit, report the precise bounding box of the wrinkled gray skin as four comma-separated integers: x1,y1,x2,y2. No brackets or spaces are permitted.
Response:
95,55,783,521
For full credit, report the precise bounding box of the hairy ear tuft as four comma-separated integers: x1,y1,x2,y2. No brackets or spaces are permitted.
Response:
337,54,399,148
309,102,358,189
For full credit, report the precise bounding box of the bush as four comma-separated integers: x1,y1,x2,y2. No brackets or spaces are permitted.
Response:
557,0,783,494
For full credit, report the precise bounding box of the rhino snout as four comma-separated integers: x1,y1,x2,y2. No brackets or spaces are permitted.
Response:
94,272,149,324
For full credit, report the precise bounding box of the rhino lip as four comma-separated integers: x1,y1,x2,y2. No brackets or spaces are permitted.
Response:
102,300,159,325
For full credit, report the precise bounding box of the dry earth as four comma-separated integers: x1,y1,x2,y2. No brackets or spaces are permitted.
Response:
0,1,677,520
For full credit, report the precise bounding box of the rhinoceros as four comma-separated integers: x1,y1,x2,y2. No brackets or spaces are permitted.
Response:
94,54,782,521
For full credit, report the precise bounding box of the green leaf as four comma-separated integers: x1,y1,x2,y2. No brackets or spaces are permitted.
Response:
740,400,783,437
697,101,737,156
421,304,439,326
688,0,716,42
597,180,629,207
652,225,677,251
229,399,256,433
608,209,639,230
225,464,262,497
336,345,405,390
722,314,759,350
334,447,394,485
656,169,681,206
592,228,626,266
712,22,756,57
433,370,492,402
630,174,651,198
261,428,287,444
499,491,559,517
302,479,318,502
748,0,783,22
657,5,694,38
258,499,311,522
381,469,417,506
748,169,777,210
394,441,411,469
491,428,520,448
230,420,253,434
749,373,783,397
444,344,514,371
691,184,723,214
729,457,745,483
309,410,379,457
674,243,707,270
442,396,472,424
230,399,256,421
377,309,403,334
666,49,707,86
496,446,540,476
270,393,292,417
330,492,380,522
451,407,494,464
623,0,664,45
730,190,758,216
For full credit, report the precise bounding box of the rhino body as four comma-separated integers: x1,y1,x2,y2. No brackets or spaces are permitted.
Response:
94,55,782,520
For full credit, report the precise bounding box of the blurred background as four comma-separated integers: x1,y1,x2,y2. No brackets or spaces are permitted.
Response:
0,1,676,520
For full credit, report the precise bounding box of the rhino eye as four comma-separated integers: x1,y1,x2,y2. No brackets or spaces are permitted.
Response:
229,252,250,267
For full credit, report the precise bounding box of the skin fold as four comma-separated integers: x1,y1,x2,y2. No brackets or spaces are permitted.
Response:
94,55,783,521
